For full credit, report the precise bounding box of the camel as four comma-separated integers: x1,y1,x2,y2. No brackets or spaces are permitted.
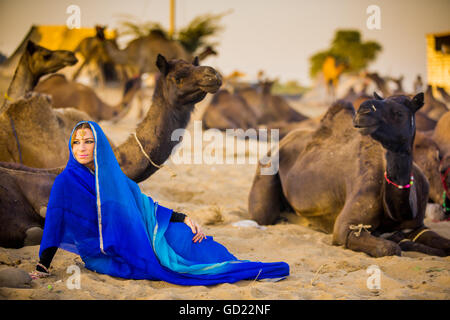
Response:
103,30,217,77
432,111,450,217
257,80,308,125
0,41,78,165
0,54,222,248
72,25,123,87
387,75,406,95
413,131,446,208
202,80,309,138
437,86,450,105
432,111,450,155
422,85,449,121
34,73,141,121
248,93,450,257
366,72,391,97
202,89,258,131
0,40,77,114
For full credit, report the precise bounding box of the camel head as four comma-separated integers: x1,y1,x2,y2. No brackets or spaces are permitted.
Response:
353,92,424,154
156,54,222,107
95,25,106,40
25,41,78,80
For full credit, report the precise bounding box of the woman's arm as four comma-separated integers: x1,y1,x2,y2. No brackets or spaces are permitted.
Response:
170,211,186,222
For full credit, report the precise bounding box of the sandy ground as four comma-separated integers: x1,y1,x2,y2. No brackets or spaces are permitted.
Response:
0,86,449,300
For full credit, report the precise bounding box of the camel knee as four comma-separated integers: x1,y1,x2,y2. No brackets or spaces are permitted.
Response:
23,227,43,246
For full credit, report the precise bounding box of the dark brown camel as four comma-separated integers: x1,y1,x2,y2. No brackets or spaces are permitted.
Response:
0,54,222,248
249,93,450,257
422,85,449,121
34,73,141,121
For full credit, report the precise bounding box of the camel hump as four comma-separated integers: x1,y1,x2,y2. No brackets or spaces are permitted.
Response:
320,99,355,127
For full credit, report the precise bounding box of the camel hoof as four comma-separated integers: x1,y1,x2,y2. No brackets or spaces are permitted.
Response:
0,268,32,288
23,227,43,246
375,242,401,257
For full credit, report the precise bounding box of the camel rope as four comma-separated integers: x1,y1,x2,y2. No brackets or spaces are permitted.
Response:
349,224,372,237
411,228,431,242
132,132,176,178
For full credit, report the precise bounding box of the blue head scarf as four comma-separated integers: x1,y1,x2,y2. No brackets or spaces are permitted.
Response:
39,121,289,285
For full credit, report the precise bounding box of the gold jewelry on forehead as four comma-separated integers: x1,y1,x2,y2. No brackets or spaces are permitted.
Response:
79,129,86,138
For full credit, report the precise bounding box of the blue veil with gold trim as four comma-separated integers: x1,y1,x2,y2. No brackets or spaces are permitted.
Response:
39,121,289,285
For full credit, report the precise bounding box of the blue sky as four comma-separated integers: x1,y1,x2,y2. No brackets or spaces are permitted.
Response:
1,0,449,90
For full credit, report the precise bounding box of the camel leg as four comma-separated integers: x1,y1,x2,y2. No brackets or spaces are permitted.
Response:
332,198,402,257
248,167,284,225
384,231,446,257
405,227,450,256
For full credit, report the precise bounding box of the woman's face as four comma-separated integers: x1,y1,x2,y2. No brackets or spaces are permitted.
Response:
72,128,95,169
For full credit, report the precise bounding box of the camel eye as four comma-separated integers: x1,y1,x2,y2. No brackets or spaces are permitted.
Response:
43,53,52,61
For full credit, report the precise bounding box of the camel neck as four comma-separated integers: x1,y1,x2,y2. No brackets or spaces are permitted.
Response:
385,150,413,186
7,53,36,102
383,149,416,221
115,82,194,182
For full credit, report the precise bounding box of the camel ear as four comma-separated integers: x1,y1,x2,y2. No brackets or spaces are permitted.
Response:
156,54,170,76
192,56,199,66
373,92,383,100
411,92,424,112
26,41,38,55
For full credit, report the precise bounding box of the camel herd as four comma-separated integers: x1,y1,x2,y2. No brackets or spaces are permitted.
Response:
0,34,449,259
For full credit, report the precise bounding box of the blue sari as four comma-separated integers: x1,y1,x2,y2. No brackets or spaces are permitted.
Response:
39,121,289,285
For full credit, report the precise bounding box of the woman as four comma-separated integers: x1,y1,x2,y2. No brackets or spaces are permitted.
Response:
31,121,289,285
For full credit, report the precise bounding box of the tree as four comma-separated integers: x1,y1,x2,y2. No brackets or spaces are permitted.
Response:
116,11,230,54
309,30,382,78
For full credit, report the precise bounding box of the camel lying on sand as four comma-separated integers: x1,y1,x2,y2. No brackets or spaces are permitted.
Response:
249,92,450,257
431,111,450,217
0,54,222,248
202,80,309,137
422,85,449,121
35,73,141,121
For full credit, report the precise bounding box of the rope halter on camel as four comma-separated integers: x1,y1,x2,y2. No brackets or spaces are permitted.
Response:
132,132,176,178
349,224,372,237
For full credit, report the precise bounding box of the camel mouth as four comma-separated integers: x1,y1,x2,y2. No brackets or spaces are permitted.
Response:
198,83,221,93
353,116,378,135
354,124,378,135
65,56,79,66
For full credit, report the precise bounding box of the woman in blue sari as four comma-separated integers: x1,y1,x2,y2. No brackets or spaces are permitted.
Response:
31,121,289,285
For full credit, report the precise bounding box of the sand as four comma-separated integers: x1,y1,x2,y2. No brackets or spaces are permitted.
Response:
0,87,449,300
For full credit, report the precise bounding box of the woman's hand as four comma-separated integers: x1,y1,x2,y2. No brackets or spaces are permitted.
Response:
184,216,206,243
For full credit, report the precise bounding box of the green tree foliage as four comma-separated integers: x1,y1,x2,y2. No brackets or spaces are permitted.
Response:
309,30,382,78
177,11,229,54
116,11,230,54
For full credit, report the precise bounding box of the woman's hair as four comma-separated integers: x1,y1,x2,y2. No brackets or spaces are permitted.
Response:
71,123,93,148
